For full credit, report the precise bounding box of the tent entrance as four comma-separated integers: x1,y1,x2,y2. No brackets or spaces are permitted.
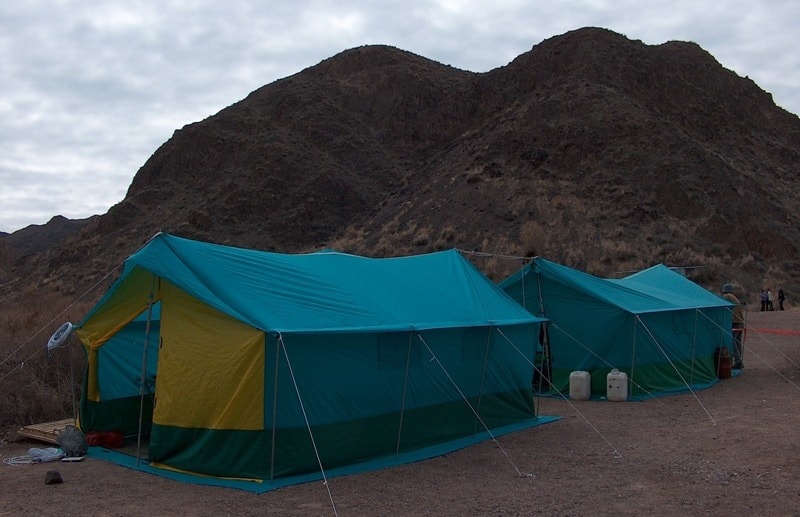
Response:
78,300,161,446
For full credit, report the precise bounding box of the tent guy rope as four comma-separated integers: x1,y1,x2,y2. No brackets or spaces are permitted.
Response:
278,334,339,517
544,323,672,407
635,315,716,425
745,329,800,393
416,332,536,478
494,327,623,460
0,261,123,380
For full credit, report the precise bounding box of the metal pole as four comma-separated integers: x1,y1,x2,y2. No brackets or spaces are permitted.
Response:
136,277,157,466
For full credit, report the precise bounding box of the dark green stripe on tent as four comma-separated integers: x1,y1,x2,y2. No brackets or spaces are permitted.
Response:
149,389,536,480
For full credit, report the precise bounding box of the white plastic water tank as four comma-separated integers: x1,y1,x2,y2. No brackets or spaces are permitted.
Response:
606,368,628,402
569,371,591,400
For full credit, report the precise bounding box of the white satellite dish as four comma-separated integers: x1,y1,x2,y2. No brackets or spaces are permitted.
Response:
47,322,74,351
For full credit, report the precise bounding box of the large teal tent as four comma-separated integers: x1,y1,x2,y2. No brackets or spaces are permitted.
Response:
75,233,549,489
500,258,734,398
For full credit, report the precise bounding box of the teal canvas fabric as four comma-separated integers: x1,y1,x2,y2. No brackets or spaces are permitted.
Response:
612,264,734,311
500,258,734,398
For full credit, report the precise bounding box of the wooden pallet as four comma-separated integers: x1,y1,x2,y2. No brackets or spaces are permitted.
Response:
17,418,76,444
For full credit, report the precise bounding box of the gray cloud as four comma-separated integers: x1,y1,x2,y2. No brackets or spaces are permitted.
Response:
2,0,798,233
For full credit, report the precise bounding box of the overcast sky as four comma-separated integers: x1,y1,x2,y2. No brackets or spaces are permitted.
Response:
2,1,798,233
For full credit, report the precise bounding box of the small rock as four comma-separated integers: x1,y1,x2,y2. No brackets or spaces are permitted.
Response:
44,470,63,485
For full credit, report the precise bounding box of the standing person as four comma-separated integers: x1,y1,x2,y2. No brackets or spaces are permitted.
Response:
722,283,745,369
778,287,786,310
760,289,768,312
767,289,774,311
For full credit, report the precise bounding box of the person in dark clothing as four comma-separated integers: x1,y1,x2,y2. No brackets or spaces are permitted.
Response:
778,287,786,310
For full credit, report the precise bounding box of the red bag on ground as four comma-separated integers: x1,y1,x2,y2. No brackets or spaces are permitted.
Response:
84,430,125,449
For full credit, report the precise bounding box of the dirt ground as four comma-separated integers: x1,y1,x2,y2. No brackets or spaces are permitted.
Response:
2,308,799,516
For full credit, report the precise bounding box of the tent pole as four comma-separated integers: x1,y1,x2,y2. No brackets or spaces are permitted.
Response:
136,276,157,466
472,327,492,436
691,310,700,385
630,316,638,394
270,333,280,481
535,322,552,406
534,260,546,317
66,334,78,422
395,332,413,459
534,266,552,399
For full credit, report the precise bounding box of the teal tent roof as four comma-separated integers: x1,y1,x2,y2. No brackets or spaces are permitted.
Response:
83,233,542,334
611,264,733,310
511,258,730,315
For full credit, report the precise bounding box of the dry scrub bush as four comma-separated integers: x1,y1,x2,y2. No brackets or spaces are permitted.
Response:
689,267,716,286
433,225,465,250
465,169,482,184
476,234,528,281
329,227,367,253
509,192,536,220
518,221,545,258
764,264,788,286
413,227,430,247
1,350,79,428
1,350,80,430
1,290,90,431
599,238,637,265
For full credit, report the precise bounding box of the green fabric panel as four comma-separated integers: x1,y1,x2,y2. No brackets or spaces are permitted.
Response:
80,395,153,436
149,426,269,479
548,353,718,398
90,415,561,493
149,389,535,480
271,390,535,478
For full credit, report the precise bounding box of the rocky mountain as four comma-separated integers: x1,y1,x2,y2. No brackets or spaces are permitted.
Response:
2,27,799,307
3,215,97,259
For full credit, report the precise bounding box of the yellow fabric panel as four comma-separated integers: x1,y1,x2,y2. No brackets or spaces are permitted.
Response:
155,282,265,430
149,461,263,483
76,267,159,349
75,267,160,402
84,348,100,402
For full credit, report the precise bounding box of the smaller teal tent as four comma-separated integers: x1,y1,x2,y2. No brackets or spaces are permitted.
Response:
500,258,734,398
